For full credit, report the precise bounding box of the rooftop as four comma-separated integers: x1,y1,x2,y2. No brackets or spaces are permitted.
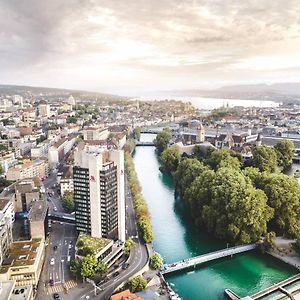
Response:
0,199,10,211
76,233,111,256
111,289,142,300
0,238,42,274
28,200,47,222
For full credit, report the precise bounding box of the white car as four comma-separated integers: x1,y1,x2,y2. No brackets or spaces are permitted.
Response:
50,258,55,265
53,207,57,212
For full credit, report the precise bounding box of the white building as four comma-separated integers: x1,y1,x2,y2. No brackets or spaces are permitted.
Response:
83,127,109,141
0,199,14,265
73,145,125,241
38,101,51,117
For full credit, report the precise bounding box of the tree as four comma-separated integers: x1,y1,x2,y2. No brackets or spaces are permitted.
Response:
96,260,107,275
262,173,300,238
184,169,215,226
36,135,47,144
251,146,278,173
149,252,163,269
175,158,208,196
205,149,241,170
153,128,171,154
159,146,181,174
62,191,75,213
133,127,141,141
123,238,134,256
70,259,82,278
200,167,273,243
127,275,147,293
81,255,98,277
67,116,77,124
274,140,295,171
0,144,8,152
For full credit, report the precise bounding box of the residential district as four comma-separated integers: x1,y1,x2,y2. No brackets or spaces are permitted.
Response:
0,88,300,300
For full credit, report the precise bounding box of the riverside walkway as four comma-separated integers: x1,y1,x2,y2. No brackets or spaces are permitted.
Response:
161,244,257,275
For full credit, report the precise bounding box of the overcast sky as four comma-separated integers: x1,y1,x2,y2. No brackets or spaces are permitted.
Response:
1,0,300,95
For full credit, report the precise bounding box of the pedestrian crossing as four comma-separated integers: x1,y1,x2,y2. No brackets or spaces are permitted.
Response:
46,280,77,294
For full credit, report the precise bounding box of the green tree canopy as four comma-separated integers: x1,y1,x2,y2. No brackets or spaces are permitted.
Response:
154,128,171,154
81,255,98,277
62,191,75,213
274,139,295,171
262,173,300,237
80,255,107,278
123,238,134,256
127,275,147,293
205,149,241,170
70,259,82,276
175,158,209,195
201,167,273,243
149,252,163,269
251,146,278,173
133,127,141,141
159,146,181,174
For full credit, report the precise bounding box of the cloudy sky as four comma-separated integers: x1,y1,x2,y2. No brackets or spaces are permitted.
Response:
1,0,300,95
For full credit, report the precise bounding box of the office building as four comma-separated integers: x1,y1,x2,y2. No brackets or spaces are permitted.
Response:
73,145,125,241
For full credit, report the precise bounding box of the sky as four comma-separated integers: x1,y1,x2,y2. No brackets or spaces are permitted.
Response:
1,0,300,96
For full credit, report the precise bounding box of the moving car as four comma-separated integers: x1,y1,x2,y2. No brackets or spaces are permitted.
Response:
49,279,54,286
113,271,119,277
50,258,55,265
122,262,129,270
53,293,60,299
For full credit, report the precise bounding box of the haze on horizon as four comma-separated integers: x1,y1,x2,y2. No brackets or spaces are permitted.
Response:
1,0,300,96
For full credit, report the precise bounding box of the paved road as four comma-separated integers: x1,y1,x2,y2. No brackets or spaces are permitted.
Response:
36,169,78,300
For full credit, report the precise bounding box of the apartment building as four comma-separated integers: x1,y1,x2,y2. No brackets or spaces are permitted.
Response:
0,238,45,289
6,159,49,181
0,200,14,266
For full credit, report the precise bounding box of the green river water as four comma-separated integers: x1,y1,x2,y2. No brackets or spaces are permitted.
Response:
133,134,298,300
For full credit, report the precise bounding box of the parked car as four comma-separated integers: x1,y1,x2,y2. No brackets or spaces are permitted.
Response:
53,245,57,251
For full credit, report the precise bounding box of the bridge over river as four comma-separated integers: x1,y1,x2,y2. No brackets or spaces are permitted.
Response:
161,244,257,275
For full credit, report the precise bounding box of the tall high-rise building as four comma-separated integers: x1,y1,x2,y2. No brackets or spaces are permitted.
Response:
73,145,125,241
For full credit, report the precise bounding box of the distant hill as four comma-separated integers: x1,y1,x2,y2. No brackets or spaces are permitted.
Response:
0,84,127,101
154,83,300,102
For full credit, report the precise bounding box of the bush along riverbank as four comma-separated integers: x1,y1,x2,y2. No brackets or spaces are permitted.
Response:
124,151,154,243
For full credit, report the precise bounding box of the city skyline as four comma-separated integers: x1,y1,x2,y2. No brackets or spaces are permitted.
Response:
1,0,300,95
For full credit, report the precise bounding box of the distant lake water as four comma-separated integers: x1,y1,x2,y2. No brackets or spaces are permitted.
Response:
136,96,280,110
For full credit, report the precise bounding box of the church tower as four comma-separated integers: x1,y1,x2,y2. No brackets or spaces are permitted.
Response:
196,123,205,143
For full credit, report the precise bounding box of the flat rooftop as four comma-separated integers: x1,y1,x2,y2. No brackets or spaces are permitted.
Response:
76,233,111,256
0,238,42,274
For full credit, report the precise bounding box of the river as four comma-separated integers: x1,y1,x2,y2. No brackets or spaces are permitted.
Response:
133,134,297,300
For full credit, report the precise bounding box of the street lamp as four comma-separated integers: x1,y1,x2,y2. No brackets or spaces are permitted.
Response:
61,260,65,284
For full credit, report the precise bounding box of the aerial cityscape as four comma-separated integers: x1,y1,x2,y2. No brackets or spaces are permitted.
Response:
1,1,300,300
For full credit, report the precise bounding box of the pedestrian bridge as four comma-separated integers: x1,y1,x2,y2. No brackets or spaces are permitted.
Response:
136,141,155,146
161,244,257,275
48,212,75,224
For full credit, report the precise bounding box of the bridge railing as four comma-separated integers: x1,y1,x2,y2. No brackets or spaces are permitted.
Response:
162,244,257,274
